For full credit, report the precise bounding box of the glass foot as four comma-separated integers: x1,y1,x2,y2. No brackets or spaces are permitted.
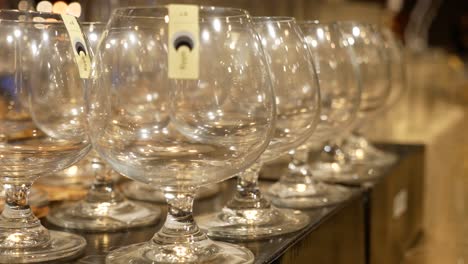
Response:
343,135,398,168
310,159,383,184
121,181,220,203
266,181,352,209
106,240,254,264
197,207,309,241
0,230,86,263
46,199,160,231
346,147,397,168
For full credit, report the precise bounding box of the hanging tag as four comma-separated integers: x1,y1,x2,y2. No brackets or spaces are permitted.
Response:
168,4,199,79
61,14,91,79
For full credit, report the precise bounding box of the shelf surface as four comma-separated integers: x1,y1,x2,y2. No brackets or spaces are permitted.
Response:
36,143,422,264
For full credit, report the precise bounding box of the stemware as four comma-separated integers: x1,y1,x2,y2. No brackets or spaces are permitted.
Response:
0,10,91,262
364,26,406,138
47,22,160,231
88,6,275,263
377,26,406,116
266,21,361,208
339,23,396,168
46,22,161,232
37,22,105,189
311,22,393,184
197,17,320,240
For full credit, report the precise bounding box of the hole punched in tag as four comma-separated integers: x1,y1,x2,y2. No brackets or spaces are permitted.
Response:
173,32,195,51
75,41,88,56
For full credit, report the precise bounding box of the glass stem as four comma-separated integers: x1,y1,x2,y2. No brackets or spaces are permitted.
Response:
227,162,270,210
0,182,49,248
152,190,206,245
85,154,123,204
280,148,314,184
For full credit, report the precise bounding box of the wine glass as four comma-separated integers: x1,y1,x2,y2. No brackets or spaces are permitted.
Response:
197,17,320,240
311,22,392,184
37,22,105,189
266,21,362,208
0,10,91,263
364,26,407,140
88,6,275,263
377,26,406,117
46,22,161,232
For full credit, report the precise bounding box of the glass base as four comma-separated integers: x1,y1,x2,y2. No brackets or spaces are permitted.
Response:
266,181,353,209
343,135,398,168
310,160,381,184
121,181,220,203
197,207,309,241
46,199,161,231
0,230,85,263
106,240,254,264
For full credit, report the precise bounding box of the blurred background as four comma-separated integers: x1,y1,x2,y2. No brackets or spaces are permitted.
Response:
1,0,467,101
0,0,467,263
1,0,467,57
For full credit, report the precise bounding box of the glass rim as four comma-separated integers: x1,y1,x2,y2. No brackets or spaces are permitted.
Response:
297,20,336,31
333,20,375,28
112,5,250,20
81,21,106,26
253,16,296,23
297,20,322,25
0,9,64,24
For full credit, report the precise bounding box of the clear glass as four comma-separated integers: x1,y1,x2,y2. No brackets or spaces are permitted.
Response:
379,27,405,111
369,26,407,144
266,21,362,208
338,26,406,171
311,22,393,184
122,181,220,202
88,6,275,263
46,22,161,232
37,22,105,188
197,17,320,240
0,10,91,263
36,153,96,188
46,150,161,231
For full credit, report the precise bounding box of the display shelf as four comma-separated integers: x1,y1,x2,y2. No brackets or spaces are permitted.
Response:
36,144,423,264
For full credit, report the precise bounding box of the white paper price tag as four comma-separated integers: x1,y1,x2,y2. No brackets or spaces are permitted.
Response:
392,189,408,219
168,4,199,79
61,14,91,79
